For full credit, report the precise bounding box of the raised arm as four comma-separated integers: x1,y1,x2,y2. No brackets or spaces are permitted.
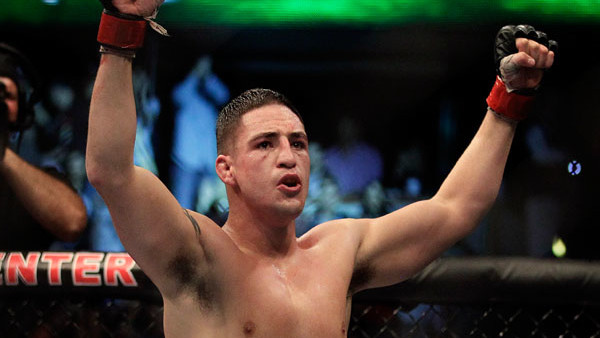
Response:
85,0,220,296
352,25,556,291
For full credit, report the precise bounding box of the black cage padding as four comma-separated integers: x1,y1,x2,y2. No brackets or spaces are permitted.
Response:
356,257,600,305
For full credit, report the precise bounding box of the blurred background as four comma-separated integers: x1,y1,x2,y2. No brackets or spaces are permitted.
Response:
1,0,599,259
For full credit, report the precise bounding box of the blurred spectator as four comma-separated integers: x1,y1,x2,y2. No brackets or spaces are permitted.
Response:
0,42,86,250
324,116,383,198
298,118,387,235
170,56,229,221
32,80,87,192
362,181,386,218
392,144,425,200
296,142,341,234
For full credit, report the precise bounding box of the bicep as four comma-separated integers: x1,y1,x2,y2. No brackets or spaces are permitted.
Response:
354,198,463,291
97,166,214,294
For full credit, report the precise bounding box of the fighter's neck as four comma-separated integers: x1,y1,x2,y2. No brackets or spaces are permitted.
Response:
223,213,298,259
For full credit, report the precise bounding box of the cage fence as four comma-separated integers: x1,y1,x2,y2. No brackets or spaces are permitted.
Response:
1,253,599,338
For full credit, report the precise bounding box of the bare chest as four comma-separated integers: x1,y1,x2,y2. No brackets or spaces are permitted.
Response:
223,255,354,337
164,229,360,338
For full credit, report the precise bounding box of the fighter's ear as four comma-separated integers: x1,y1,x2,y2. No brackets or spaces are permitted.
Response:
216,154,235,186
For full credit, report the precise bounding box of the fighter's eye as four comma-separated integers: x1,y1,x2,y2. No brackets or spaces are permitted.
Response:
292,141,306,149
258,141,271,149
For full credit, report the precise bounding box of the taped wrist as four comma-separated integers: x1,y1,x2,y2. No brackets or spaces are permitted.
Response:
97,9,147,50
486,76,535,121
99,45,136,59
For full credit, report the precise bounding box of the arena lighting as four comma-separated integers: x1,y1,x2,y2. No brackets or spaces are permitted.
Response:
41,0,60,6
2,0,600,26
568,160,582,176
552,236,567,258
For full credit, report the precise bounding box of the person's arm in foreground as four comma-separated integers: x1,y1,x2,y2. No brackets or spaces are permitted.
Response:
0,148,87,242
86,0,218,297
351,25,556,291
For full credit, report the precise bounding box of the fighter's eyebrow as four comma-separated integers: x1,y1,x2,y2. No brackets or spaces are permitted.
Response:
290,131,308,140
249,132,278,143
248,131,308,144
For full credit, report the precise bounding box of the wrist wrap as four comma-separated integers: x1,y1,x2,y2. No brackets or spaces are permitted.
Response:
486,76,535,121
97,10,147,49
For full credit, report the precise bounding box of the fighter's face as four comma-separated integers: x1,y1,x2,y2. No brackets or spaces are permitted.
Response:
228,104,310,221
0,77,18,123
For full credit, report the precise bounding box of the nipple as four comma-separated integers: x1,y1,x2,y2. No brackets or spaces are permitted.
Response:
243,321,256,335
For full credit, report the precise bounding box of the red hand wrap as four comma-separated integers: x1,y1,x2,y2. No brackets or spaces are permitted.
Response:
97,11,147,49
486,76,535,121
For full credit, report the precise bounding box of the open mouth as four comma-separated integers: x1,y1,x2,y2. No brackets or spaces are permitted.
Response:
278,174,301,189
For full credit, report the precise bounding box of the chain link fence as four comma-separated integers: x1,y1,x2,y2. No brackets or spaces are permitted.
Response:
350,302,600,337
1,298,598,337
1,253,599,337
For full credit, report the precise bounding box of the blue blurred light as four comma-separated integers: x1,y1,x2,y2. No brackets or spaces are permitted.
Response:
567,160,582,176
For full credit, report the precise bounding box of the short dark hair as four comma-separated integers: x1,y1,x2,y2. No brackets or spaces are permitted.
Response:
216,88,303,154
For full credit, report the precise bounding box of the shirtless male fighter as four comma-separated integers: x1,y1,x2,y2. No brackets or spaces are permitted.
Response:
86,0,555,336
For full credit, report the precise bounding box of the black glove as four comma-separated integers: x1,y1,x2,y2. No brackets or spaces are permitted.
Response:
494,24,558,79
486,25,557,121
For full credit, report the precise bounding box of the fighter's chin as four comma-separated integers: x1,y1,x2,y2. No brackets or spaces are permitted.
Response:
273,200,305,220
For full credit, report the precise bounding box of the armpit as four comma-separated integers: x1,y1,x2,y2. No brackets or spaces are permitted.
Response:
349,263,374,295
169,251,219,311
